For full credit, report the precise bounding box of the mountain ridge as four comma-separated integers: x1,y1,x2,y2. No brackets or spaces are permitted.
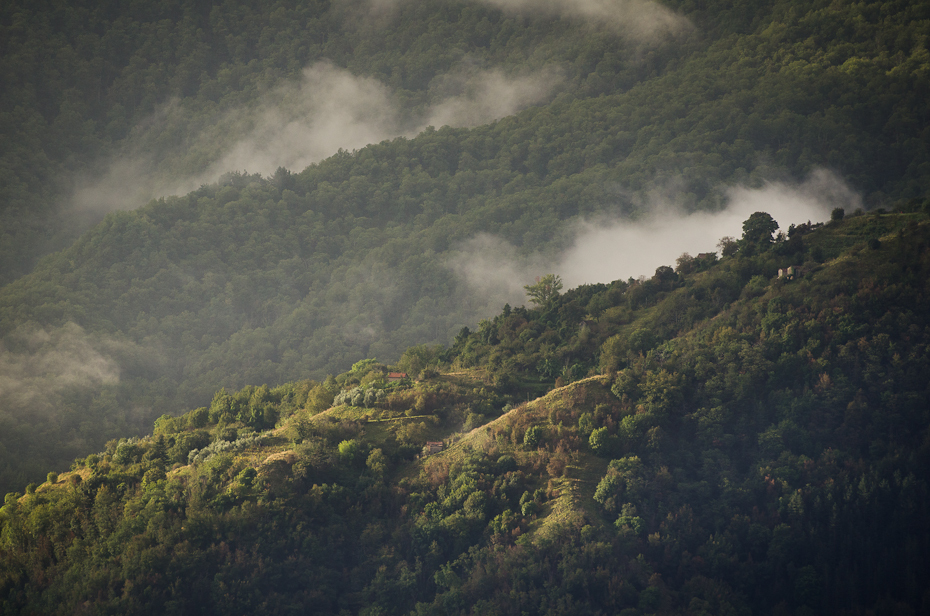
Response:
3,209,927,613
2,0,930,548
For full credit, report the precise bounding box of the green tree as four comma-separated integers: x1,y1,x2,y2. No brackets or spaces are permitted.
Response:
306,384,335,415
524,425,542,449
718,236,739,257
397,345,443,378
524,274,563,308
366,448,387,476
589,427,613,456
338,439,363,463
615,503,645,534
741,212,779,246
351,359,379,376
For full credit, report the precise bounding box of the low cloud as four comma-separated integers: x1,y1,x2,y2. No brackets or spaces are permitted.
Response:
477,0,691,40
449,170,858,307
196,63,400,186
71,155,161,214
447,233,549,311
424,66,564,129
71,62,562,215
363,0,691,40
69,0,689,216
0,322,122,415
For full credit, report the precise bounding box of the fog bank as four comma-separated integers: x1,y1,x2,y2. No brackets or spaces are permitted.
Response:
71,62,562,215
477,0,691,40
449,170,859,307
0,323,122,416
365,0,691,40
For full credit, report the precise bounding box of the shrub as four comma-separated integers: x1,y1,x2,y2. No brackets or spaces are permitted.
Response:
338,439,363,462
589,427,613,456
524,425,543,449
496,455,517,473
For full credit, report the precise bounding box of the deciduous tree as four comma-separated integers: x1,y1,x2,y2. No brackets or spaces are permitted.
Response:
524,274,563,308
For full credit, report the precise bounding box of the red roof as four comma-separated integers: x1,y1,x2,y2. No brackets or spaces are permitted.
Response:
387,372,407,379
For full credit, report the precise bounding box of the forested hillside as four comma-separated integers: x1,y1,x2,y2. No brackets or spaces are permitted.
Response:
2,211,928,614
0,0,681,284
1,0,929,493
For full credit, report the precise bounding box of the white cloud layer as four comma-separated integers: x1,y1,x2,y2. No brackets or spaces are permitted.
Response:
364,0,691,40
0,323,122,415
449,170,860,307
477,0,691,40
71,62,563,214
71,0,693,215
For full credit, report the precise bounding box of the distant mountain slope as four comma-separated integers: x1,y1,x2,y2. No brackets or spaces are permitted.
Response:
1,212,928,614
1,0,929,496
0,0,677,285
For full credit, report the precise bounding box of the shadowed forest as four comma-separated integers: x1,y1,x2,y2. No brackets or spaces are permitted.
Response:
2,208,929,614
1,0,929,612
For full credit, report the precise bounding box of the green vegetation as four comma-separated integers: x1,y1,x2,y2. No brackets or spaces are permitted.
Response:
2,212,928,613
0,0,676,285
524,274,564,308
2,0,930,493
1,2,930,606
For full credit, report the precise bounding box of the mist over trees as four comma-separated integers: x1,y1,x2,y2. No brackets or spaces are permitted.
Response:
1,209,928,614
1,0,929,497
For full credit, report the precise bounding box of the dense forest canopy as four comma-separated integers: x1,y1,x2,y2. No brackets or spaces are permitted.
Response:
1,210,928,614
1,0,929,500
0,0,680,283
